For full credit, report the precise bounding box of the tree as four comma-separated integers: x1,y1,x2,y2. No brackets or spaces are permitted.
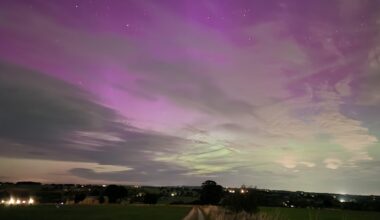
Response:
143,193,160,204
0,191,10,199
104,185,128,203
36,191,63,203
74,193,86,204
98,195,105,204
317,195,340,208
222,190,259,214
200,180,223,205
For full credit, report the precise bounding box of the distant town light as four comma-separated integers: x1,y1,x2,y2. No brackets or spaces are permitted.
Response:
339,199,345,203
9,197,15,205
137,192,143,197
1,197,35,205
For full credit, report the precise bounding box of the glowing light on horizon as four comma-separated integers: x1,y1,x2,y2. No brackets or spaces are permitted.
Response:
28,198,34,204
1,197,35,205
240,189,248,194
9,197,15,205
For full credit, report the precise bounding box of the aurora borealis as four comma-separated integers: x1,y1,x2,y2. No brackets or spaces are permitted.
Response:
1,0,380,195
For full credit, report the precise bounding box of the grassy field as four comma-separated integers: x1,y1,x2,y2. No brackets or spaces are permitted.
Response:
261,207,380,220
0,205,191,220
1,205,380,220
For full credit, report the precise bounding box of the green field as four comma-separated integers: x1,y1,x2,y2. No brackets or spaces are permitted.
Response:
262,207,380,220
1,205,380,220
0,205,191,220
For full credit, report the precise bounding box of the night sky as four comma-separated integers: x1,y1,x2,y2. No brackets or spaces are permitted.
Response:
1,0,380,195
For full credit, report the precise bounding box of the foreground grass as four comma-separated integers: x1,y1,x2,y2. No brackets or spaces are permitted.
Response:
0,205,191,220
200,206,380,220
1,205,379,220
261,207,380,220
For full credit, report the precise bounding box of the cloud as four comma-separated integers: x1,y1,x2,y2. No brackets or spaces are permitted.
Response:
0,61,252,183
356,43,380,106
0,157,133,183
0,61,204,183
0,3,256,118
156,132,245,175
324,158,343,169
68,154,222,185
0,61,117,146
278,157,297,169
299,161,316,168
335,76,352,97
313,83,377,154
338,0,371,19
277,156,315,169
0,0,380,193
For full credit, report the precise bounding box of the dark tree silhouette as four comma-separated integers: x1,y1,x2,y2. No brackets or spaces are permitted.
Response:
0,191,10,199
104,185,128,203
222,190,259,214
143,193,160,204
98,195,105,204
200,180,223,205
74,193,86,204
